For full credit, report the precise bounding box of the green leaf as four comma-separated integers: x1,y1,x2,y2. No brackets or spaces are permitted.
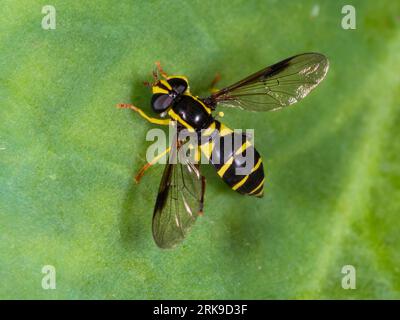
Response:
1,0,400,299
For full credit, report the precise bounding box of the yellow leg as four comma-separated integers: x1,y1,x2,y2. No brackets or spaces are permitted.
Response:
135,147,171,183
117,103,170,125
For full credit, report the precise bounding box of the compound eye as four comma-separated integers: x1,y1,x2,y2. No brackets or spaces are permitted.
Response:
151,94,173,113
167,78,188,94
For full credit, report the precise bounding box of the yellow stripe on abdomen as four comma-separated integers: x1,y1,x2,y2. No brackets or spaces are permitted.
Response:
249,178,265,195
232,175,249,190
217,156,233,177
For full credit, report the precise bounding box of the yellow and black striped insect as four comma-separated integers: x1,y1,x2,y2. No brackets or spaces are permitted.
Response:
118,53,329,248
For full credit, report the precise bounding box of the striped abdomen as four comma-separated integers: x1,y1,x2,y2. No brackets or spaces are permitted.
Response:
200,120,265,197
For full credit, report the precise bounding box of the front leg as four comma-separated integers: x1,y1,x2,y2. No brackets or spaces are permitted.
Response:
117,103,170,126
155,61,169,79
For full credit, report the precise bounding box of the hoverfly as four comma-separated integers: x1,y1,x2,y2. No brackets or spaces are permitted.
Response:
118,53,329,248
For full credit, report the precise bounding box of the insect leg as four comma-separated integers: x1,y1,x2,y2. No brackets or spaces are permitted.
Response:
199,174,206,216
135,147,172,183
142,81,152,87
155,61,169,79
117,103,170,125
209,73,221,94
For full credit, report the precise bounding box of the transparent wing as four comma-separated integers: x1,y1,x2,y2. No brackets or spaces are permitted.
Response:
152,137,205,249
211,53,329,112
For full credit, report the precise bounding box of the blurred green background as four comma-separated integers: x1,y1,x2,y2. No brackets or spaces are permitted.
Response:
1,0,400,299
